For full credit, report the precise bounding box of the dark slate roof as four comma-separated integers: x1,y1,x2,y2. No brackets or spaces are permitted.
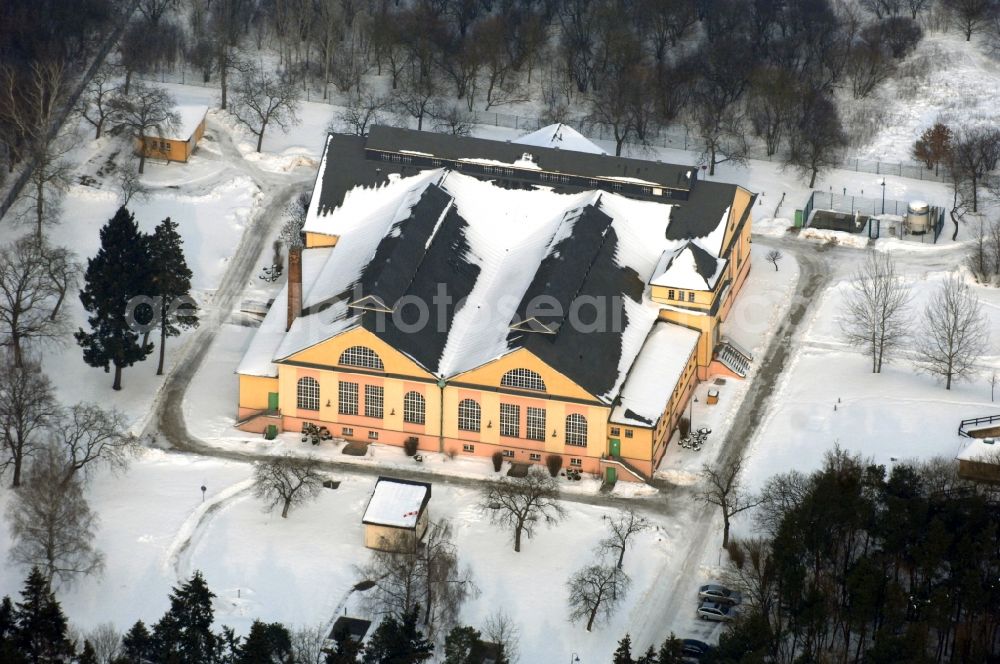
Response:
687,242,719,282
516,220,645,398
509,202,613,334
362,201,480,371
330,617,371,642
367,125,694,191
664,180,738,241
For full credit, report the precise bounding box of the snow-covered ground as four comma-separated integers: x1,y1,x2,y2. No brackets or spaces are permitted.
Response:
741,263,1000,491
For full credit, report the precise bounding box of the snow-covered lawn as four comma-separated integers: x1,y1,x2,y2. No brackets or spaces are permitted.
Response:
742,267,1000,490
0,449,680,660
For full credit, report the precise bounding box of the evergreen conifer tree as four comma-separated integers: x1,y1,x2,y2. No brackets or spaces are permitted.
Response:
76,641,98,664
657,634,685,664
75,207,153,390
119,620,153,663
612,634,634,664
324,630,362,664
236,621,291,664
362,606,432,664
13,568,75,663
148,217,198,376
0,596,21,663
442,626,485,664
636,645,657,664
152,571,218,664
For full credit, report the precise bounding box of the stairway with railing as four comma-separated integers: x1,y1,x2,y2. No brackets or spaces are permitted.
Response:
958,414,1000,438
716,338,754,377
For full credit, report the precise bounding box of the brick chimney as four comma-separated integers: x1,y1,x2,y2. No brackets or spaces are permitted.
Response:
286,246,302,331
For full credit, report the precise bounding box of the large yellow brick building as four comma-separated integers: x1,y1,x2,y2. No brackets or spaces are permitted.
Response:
236,126,755,482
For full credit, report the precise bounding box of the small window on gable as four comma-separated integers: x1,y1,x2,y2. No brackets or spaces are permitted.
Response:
688,292,695,302
668,290,675,300
500,368,546,392
338,346,384,370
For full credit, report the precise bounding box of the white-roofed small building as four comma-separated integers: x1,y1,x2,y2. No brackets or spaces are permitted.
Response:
362,476,432,552
138,104,208,164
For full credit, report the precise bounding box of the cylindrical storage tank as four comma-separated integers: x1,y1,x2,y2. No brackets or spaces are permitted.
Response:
907,201,930,233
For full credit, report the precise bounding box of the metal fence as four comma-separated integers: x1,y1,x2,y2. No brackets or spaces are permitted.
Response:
804,190,946,243
139,65,954,186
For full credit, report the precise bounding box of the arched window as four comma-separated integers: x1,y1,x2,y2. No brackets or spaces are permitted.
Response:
338,346,384,370
500,368,546,392
457,399,481,432
565,414,588,447
403,391,425,424
296,377,319,411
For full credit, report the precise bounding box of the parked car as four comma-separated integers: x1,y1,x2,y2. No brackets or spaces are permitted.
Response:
698,583,742,606
681,639,714,659
697,601,736,622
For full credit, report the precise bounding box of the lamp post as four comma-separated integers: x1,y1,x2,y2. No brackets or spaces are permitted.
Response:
569,654,580,664
689,394,699,431
880,178,886,214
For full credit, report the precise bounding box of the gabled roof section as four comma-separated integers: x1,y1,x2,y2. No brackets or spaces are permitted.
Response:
650,241,727,291
509,198,613,335
513,123,606,155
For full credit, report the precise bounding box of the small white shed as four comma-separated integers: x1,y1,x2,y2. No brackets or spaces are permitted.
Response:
362,477,432,552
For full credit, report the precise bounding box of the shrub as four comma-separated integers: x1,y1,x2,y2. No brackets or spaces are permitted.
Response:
492,451,504,472
404,437,418,457
445,447,458,460
679,417,691,438
546,454,563,477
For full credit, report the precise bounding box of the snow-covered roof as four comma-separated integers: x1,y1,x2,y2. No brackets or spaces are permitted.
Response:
650,242,728,291
957,438,1000,463
238,131,743,403
153,105,208,142
513,123,606,155
362,478,431,529
610,323,700,426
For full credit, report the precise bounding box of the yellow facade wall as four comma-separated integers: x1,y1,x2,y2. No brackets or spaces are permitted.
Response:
238,374,279,411
305,232,338,248
284,326,435,380
449,348,598,403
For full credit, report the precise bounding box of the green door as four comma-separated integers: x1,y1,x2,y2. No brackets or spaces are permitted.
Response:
609,438,621,457
267,392,279,411
606,467,617,484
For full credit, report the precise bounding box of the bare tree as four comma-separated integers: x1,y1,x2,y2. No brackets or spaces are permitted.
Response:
335,92,389,137
0,61,74,238
483,609,520,664
290,624,328,664
766,250,783,272
990,371,998,401
40,242,79,324
52,403,138,487
942,0,996,39
77,65,119,140
431,104,474,137
841,251,911,373
785,93,847,188
251,455,324,518
230,63,302,153
391,73,439,131
108,82,178,174
916,274,990,390
359,519,477,635
721,537,777,620
0,236,70,368
566,564,631,632
698,453,760,548
951,126,1000,213
116,155,149,206
0,355,58,488
599,508,651,569
913,122,954,177
7,446,105,587
479,467,566,552
85,623,122,664
209,0,252,110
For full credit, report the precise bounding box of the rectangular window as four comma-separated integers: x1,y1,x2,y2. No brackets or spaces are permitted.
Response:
502,450,515,458
526,407,546,441
338,381,358,415
462,444,475,453
368,430,378,440
610,427,620,436
529,453,541,461
678,290,685,301
570,457,582,467
668,290,675,300
364,385,384,419
500,403,520,438
341,427,353,436
688,292,695,302
625,429,634,438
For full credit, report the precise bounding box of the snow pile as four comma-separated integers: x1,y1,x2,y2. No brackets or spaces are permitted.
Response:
513,123,606,155
611,323,700,426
